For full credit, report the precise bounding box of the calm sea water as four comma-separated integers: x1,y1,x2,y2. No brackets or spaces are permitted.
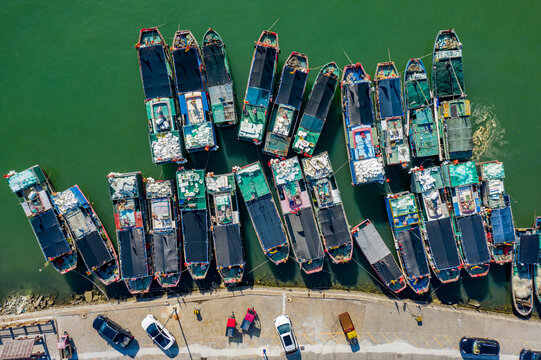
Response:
1,1,540,311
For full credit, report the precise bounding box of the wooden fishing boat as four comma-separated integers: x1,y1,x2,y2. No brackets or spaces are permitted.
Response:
263,52,309,157
512,229,537,317
432,29,472,160
238,30,280,144
171,29,218,152
340,63,385,185
476,161,516,263
202,28,238,126
301,153,353,263
410,166,463,283
107,172,152,294
52,185,120,285
206,173,245,284
176,168,211,280
351,220,407,294
145,179,181,288
5,166,77,274
136,28,185,165
534,217,541,303
234,162,289,265
384,192,431,294
270,157,325,274
441,161,491,277
374,62,410,168
404,58,440,159
292,62,339,157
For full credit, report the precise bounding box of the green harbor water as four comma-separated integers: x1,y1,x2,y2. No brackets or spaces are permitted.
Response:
1,1,540,312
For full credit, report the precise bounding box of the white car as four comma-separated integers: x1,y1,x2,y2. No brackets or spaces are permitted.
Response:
274,315,299,354
141,315,176,350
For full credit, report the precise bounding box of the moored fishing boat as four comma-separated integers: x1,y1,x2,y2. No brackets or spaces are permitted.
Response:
136,28,185,165
511,229,537,317
52,185,119,285
270,157,325,274
534,217,541,303
301,153,353,263
384,192,431,294
292,62,339,156
263,52,309,157
202,28,237,126
432,29,472,160
238,31,280,144
441,161,491,277
234,162,289,265
206,173,245,283
477,161,516,263
374,62,410,168
172,30,218,152
145,178,181,288
340,63,385,185
351,220,407,294
107,172,152,294
410,166,463,283
5,166,77,274
404,58,440,159
176,168,211,280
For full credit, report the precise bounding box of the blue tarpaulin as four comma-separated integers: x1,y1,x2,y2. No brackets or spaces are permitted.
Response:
245,87,271,107
490,207,515,244
377,78,404,118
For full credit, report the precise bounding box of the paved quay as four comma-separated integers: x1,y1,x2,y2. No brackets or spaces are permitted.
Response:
1,287,539,359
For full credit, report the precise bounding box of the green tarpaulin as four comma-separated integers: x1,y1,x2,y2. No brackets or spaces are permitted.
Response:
405,80,430,109
433,59,464,98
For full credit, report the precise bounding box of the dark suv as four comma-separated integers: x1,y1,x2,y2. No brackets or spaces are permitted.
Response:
521,349,541,360
459,337,499,357
93,315,134,348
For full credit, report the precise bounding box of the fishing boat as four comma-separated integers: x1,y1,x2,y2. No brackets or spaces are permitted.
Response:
176,168,211,280
340,63,385,185
441,161,491,277
432,29,472,160
511,229,537,317
234,162,289,265
206,173,245,283
351,220,407,294
171,29,218,152
270,157,325,274
263,52,309,157
410,166,463,283
145,178,181,288
238,31,280,144
374,62,410,168
301,153,353,263
107,172,152,294
202,28,237,126
384,192,431,294
52,185,119,285
403,58,440,159
534,217,541,303
292,62,339,156
5,166,77,274
136,28,185,165
432,29,465,100
477,161,516,263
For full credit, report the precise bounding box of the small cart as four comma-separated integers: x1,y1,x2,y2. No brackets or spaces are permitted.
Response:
240,307,257,331
338,312,357,344
57,331,73,359
225,314,236,338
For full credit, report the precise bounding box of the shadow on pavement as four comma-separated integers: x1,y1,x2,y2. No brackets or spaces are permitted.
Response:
117,338,140,358
163,342,179,358
286,349,302,359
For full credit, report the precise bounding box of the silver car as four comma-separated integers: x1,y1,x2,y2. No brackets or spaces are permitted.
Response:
274,314,299,354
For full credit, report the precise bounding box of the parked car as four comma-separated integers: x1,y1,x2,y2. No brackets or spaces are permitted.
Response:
459,337,499,357
92,315,134,348
274,315,299,354
141,314,176,351
521,349,541,360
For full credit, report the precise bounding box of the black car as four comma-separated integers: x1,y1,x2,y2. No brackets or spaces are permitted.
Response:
459,337,499,357
93,315,134,348
521,349,541,360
